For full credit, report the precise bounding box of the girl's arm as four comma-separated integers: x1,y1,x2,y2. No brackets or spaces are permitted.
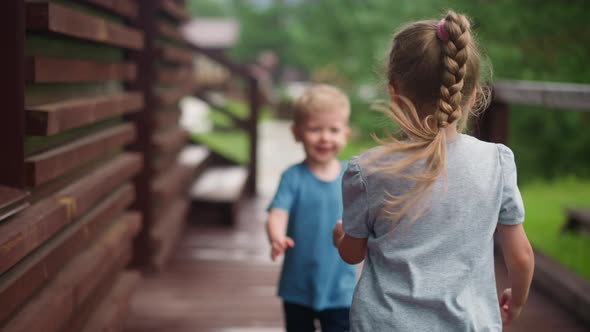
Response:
265,208,294,261
333,221,367,264
496,223,535,325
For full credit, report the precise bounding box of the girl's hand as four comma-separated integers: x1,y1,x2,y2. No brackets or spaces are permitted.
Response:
332,221,345,248
270,236,294,261
499,288,523,326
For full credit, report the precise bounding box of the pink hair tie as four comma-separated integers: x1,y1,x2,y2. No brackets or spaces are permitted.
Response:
436,19,449,41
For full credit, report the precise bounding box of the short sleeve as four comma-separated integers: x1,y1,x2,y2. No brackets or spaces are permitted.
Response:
267,168,297,212
342,156,371,238
497,144,525,225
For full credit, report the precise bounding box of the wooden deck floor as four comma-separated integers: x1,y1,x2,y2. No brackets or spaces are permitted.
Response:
123,198,587,332
124,121,587,331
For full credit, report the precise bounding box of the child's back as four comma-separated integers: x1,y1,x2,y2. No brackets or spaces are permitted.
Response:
344,135,522,331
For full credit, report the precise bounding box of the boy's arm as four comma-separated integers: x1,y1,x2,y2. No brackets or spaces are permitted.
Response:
266,208,294,261
333,221,367,264
496,223,535,325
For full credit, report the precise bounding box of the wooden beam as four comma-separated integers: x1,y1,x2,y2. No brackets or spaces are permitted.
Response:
1,213,141,332
73,0,139,20
156,88,186,108
125,0,157,269
151,198,188,270
154,110,181,131
494,80,590,111
153,127,187,156
26,1,143,49
0,0,26,188
0,184,134,324
155,45,193,65
26,92,142,136
25,56,136,83
25,124,136,187
152,164,192,204
159,0,191,22
157,66,194,86
0,153,142,275
157,20,184,42
0,186,29,222
80,271,141,332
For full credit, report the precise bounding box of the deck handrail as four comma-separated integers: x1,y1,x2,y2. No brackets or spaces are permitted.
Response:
493,80,590,111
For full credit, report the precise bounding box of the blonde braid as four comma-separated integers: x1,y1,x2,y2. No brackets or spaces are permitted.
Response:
437,11,471,128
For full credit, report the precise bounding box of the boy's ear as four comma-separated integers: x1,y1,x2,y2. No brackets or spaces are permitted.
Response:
291,124,301,142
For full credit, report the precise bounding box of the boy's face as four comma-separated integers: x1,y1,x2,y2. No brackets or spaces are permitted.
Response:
292,109,350,165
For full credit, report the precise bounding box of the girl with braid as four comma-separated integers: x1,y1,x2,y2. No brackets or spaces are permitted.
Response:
332,11,534,331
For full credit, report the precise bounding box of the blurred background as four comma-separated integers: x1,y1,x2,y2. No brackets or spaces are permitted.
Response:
186,0,590,281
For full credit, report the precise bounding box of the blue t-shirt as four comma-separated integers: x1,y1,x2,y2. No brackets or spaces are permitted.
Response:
268,161,356,311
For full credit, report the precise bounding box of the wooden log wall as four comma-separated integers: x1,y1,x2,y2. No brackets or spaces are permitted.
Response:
0,0,196,331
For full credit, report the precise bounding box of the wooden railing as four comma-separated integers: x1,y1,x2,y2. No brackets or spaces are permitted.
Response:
478,79,590,326
476,80,590,144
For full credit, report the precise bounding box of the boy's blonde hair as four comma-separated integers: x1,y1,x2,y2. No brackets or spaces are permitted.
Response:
293,84,350,125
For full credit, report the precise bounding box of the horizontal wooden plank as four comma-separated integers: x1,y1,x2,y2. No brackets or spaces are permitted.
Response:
59,259,122,332
81,271,141,332
494,80,590,111
0,187,29,222
26,92,142,136
25,56,136,83
151,199,189,270
156,88,187,108
0,153,142,275
157,20,184,42
26,1,143,49
153,126,187,156
25,124,136,186
160,0,191,22
156,45,193,65
73,0,138,19
152,163,193,203
1,213,140,332
157,66,194,86
154,110,181,131
0,184,134,324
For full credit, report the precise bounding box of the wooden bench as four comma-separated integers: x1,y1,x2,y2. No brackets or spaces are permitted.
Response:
188,164,249,225
563,207,590,234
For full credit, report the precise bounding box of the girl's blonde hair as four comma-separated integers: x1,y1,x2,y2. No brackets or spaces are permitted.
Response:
369,10,489,222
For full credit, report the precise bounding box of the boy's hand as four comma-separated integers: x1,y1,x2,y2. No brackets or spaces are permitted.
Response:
499,288,523,326
270,236,295,261
332,220,345,248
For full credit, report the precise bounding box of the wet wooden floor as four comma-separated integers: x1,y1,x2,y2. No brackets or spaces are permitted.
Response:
124,121,587,331
123,199,587,332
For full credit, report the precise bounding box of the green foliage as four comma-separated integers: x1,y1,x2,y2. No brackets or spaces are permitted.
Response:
521,177,590,281
192,131,250,165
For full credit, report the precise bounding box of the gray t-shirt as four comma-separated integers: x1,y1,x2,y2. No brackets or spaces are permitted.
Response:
342,134,524,332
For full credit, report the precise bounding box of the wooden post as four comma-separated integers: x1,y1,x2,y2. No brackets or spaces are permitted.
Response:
0,1,26,188
247,77,259,196
126,0,157,268
476,99,510,144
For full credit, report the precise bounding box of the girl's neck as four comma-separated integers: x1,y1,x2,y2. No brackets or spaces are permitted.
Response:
443,124,459,140
305,158,341,181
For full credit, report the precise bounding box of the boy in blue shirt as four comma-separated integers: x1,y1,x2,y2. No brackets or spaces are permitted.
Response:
265,84,356,332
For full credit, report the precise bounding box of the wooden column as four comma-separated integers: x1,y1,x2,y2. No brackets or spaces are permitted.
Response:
126,0,157,268
0,1,25,188
476,99,510,144
247,77,259,196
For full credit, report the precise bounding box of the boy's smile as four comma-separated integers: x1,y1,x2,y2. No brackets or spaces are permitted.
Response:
293,109,350,166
